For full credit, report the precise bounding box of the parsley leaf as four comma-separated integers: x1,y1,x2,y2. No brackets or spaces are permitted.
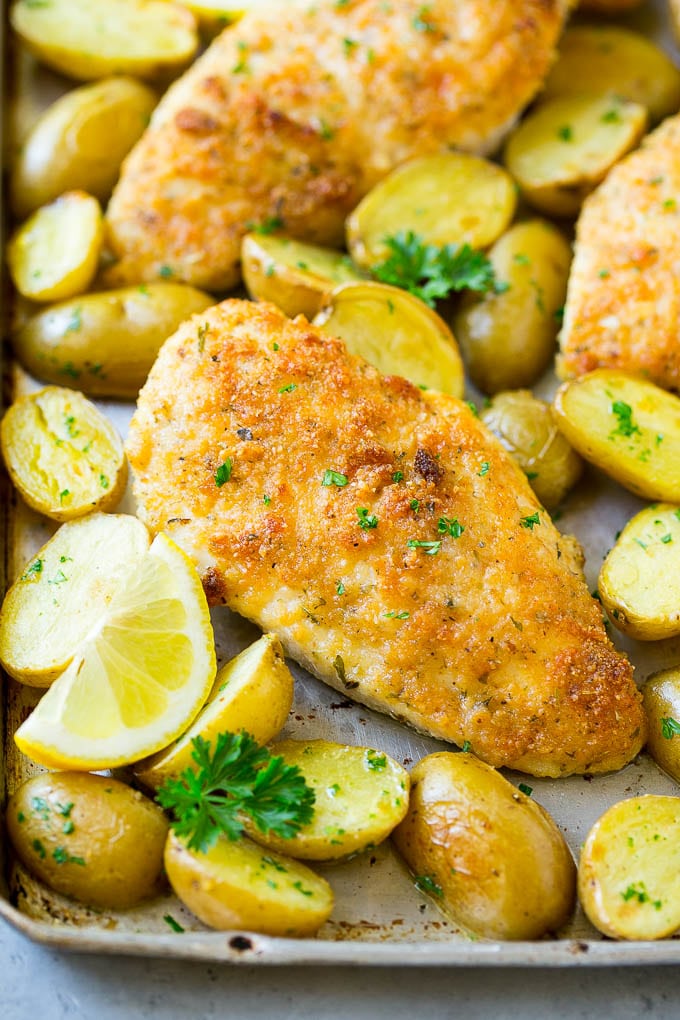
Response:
372,231,502,307
661,717,680,740
215,459,233,486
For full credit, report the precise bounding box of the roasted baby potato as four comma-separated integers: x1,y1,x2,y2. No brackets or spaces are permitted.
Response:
7,191,103,303
241,233,365,320
504,96,647,217
11,77,157,218
13,283,214,399
481,391,583,510
136,634,294,790
392,753,576,940
314,281,464,398
553,370,680,502
1,386,127,522
10,0,198,82
245,739,410,861
165,830,334,936
0,513,150,686
7,772,168,910
452,220,572,394
346,153,517,269
578,796,680,940
599,505,680,640
542,26,680,125
643,668,680,784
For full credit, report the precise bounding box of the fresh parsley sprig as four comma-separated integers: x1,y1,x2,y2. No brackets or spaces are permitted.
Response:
372,230,505,307
156,732,316,853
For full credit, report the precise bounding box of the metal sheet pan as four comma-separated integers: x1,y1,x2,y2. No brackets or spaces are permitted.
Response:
3,0,680,966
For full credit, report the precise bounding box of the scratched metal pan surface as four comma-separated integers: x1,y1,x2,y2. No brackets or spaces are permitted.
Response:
3,0,680,966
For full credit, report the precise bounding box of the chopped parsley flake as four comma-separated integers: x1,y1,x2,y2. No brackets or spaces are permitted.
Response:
461,740,472,753
322,469,348,487
557,124,573,142
278,383,297,393
478,462,490,477
163,914,185,933
366,750,388,770
407,539,441,555
384,610,409,620
215,459,233,486
392,471,404,483
415,874,443,897
520,512,540,530
610,400,641,439
518,783,533,797
357,507,378,530
661,717,680,740
438,516,464,538
21,559,43,580
336,581,346,595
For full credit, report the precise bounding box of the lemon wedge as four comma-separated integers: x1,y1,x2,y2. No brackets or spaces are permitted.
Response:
15,531,216,770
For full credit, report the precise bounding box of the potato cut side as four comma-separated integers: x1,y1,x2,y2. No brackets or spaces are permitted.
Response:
0,513,150,686
578,796,680,940
599,505,680,640
164,830,333,936
245,739,410,861
542,25,680,124
1,386,127,522
452,219,572,394
7,191,103,303
553,371,680,502
643,669,680,784
241,233,365,320
13,283,214,399
11,76,157,218
11,0,198,81
392,753,576,941
504,96,647,217
314,281,464,398
481,391,583,511
346,153,517,269
136,633,294,789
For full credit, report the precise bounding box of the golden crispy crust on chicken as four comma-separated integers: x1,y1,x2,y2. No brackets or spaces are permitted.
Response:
560,115,680,390
106,0,571,291
126,300,645,777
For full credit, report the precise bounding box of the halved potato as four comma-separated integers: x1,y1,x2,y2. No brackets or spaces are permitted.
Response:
164,830,333,936
643,669,680,784
392,753,576,941
245,739,409,861
481,391,583,511
135,634,293,790
452,220,572,394
242,233,365,320
0,513,150,686
11,77,157,218
346,153,517,269
13,283,214,399
542,26,680,124
10,0,198,81
1,386,127,523
504,96,647,217
578,796,680,940
314,281,464,397
7,192,102,303
553,370,680,502
599,505,680,640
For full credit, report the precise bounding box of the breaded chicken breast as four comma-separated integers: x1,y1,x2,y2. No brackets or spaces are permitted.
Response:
106,0,572,292
560,115,680,390
127,300,645,778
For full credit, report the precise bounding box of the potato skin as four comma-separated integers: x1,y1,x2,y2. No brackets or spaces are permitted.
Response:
392,753,576,940
7,772,168,909
643,670,680,783
13,284,214,399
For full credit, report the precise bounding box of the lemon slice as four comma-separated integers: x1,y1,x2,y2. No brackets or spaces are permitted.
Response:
15,532,216,769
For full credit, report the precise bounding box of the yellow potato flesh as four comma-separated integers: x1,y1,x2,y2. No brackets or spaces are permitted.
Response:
314,281,464,398
7,772,168,910
346,153,517,269
164,830,333,936
578,796,680,940
599,505,680,640
11,0,198,82
553,371,680,502
246,739,410,860
0,513,150,686
392,752,576,941
643,670,680,784
136,633,294,789
504,97,647,216
542,26,680,124
7,192,102,303
1,386,126,522
241,233,365,319
11,77,157,218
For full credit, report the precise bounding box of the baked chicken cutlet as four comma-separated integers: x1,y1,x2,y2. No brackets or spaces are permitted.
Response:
107,0,572,291
127,301,645,778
